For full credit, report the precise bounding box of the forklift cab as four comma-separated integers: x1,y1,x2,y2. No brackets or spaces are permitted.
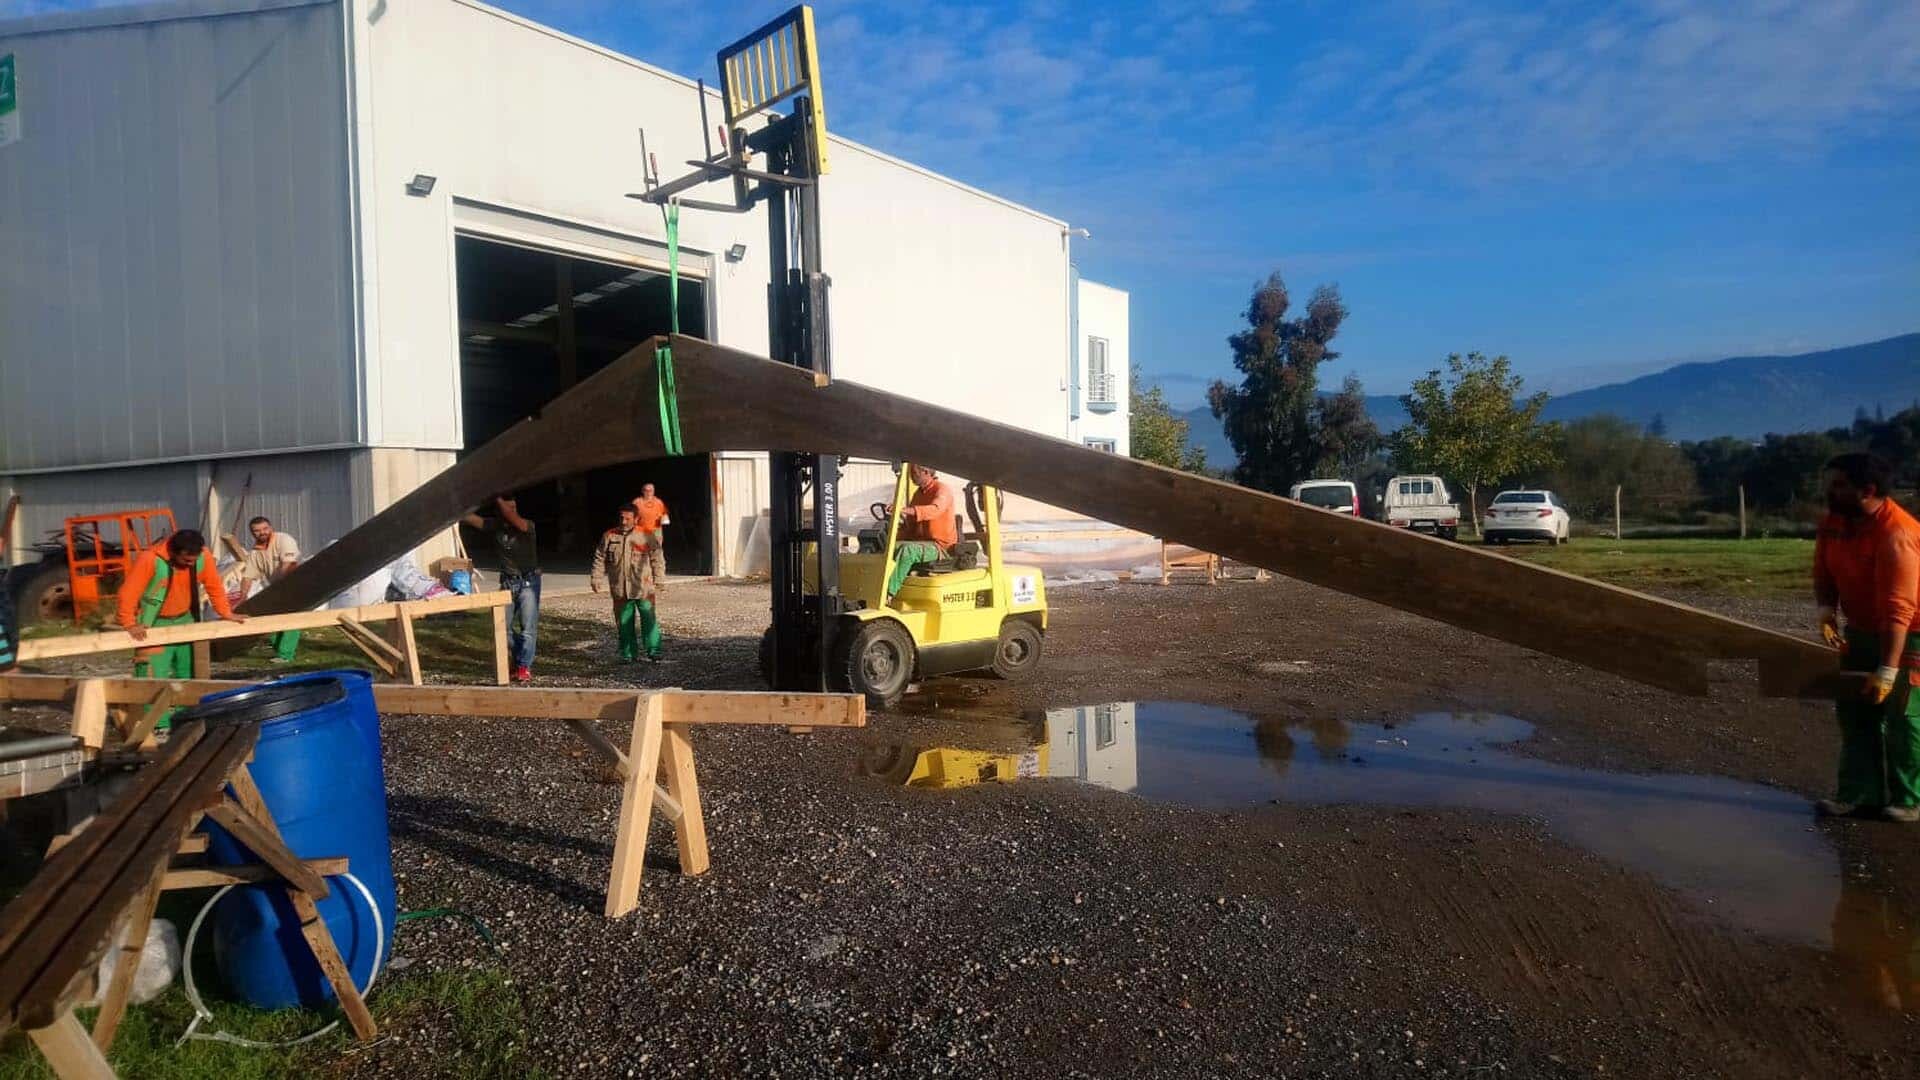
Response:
776,464,1048,706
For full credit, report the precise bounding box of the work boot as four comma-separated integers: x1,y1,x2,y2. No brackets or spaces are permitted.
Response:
1814,798,1860,818
1883,806,1919,824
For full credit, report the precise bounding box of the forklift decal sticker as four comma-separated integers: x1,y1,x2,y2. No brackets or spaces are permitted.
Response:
1012,575,1037,605
941,590,975,605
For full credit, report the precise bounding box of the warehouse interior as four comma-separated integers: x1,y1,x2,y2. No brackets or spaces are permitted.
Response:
453,235,715,574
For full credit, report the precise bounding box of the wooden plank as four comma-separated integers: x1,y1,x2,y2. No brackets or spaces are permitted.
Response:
0,676,872,725
162,857,349,891
999,529,1153,543
394,609,422,687
7,724,256,1030
237,333,1838,699
176,834,208,855
69,681,106,752
202,803,329,900
122,683,180,750
190,640,211,679
605,695,665,918
491,605,510,686
661,724,709,877
26,1011,115,1080
90,857,169,1051
334,619,399,677
287,888,376,1042
16,591,511,661
0,726,210,972
561,716,682,822
339,617,404,663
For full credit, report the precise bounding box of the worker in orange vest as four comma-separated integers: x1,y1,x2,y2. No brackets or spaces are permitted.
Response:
1812,452,1920,823
884,463,958,597
630,482,670,589
117,529,248,700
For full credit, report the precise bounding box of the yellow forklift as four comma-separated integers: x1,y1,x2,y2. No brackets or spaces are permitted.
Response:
759,464,1048,705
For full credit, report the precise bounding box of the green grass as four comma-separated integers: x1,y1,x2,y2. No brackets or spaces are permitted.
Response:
1499,536,1814,597
0,966,540,1080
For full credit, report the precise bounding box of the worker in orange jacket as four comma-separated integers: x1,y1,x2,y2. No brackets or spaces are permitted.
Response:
117,529,247,685
1812,452,1920,823
885,464,959,597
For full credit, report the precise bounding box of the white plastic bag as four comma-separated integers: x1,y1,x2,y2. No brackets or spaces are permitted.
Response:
88,918,180,1008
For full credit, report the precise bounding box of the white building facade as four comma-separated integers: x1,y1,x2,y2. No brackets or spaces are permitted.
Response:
0,0,1128,579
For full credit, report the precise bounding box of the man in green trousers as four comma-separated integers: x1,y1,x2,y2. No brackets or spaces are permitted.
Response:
590,504,663,663
1813,452,1920,823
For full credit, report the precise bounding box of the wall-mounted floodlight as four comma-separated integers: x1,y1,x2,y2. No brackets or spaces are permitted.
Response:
405,174,437,197
1065,226,1091,239
725,242,749,262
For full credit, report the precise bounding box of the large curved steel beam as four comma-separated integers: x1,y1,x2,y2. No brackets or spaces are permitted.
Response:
248,335,1837,698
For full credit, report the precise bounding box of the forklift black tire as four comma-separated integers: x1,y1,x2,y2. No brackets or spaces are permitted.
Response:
756,626,776,688
839,619,915,707
991,619,1043,681
12,562,72,627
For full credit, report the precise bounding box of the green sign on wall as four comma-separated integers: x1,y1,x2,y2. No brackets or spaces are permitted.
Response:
0,53,18,148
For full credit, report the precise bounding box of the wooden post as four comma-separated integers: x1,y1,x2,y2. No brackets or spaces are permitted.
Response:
492,605,510,685
91,862,169,1051
1159,541,1171,586
605,694,666,918
26,1011,115,1080
390,609,422,686
660,724,709,877
1614,485,1623,541
70,680,107,752
190,641,211,679
1738,485,1748,540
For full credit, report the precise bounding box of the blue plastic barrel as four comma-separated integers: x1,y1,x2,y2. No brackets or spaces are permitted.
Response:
183,670,396,1009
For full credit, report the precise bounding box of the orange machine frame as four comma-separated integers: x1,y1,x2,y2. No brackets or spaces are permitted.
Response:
64,509,176,624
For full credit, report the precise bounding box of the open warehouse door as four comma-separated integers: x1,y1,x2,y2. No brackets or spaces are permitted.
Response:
453,232,715,576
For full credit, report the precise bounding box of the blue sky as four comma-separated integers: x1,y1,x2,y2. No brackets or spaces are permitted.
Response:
8,0,1917,409
492,0,1920,409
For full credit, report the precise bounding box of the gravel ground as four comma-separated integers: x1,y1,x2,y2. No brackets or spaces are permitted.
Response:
316,578,1920,1079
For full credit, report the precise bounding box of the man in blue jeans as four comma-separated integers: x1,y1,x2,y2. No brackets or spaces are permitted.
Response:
464,495,540,682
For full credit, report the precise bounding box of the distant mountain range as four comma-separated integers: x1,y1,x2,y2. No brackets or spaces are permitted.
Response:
1175,333,1920,465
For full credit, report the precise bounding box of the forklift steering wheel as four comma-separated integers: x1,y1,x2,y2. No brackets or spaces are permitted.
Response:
870,502,890,523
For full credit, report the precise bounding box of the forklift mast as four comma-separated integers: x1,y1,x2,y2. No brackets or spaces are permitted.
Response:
634,6,842,691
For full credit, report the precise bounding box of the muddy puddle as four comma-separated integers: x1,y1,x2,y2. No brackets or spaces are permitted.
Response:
861,700,1919,1012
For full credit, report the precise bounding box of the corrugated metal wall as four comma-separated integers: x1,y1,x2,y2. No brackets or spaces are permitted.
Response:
1,449,354,566
0,0,356,473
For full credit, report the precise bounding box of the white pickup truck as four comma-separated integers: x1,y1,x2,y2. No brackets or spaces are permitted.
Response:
1382,475,1461,540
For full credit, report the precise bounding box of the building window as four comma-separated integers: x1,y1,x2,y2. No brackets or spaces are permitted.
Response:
1094,704,1118,749
1086,336,1116,411
1085,438,1117,453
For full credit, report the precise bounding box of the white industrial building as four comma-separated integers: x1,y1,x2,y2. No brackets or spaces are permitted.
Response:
0,0,1129,581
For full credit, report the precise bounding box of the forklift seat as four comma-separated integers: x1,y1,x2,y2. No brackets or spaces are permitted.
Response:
910,539,983,576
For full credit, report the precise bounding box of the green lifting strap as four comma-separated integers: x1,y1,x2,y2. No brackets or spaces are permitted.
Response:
655,202,685,456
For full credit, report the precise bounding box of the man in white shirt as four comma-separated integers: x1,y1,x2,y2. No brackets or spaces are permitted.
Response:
245,516,302,662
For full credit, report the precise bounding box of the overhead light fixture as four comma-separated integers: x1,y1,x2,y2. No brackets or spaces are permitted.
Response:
725,242,748,262
405,174,437,197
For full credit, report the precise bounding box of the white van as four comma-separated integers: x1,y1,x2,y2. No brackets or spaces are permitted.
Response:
1288,479,1360,515
1382,475,1460,539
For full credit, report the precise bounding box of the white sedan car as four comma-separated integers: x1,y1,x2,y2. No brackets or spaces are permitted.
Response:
1483,490,1572,544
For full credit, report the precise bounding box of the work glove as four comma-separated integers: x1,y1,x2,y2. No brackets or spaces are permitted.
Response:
1819,606,1844,650
1866,666,1900,706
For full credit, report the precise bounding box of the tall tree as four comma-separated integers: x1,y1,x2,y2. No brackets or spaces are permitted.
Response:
1128,370,1209,473
1313,375,1382,479
1645,412,1668,439
1547,415,1697,521
1394,352,1560,532
1207,272,1348,493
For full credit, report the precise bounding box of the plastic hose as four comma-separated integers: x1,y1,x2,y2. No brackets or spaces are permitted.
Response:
176,871,384,1049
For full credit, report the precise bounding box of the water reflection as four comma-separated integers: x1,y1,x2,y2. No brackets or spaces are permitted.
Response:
859,701,1918,1013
